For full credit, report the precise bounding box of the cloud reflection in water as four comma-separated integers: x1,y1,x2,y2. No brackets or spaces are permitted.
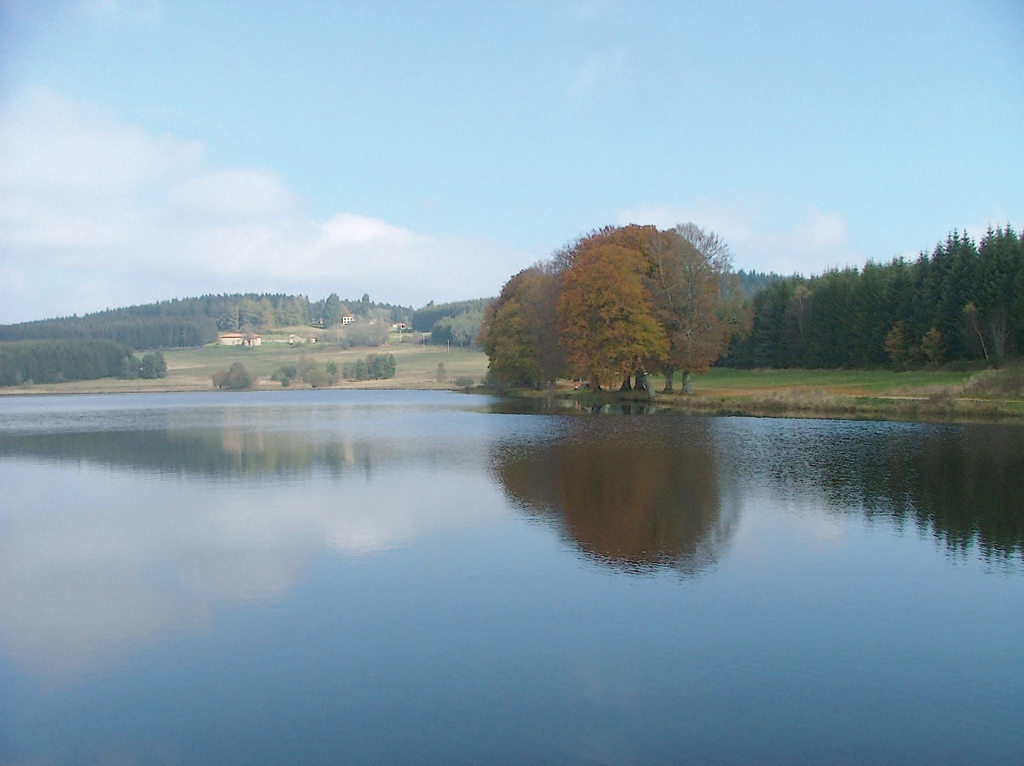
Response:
0,424,504,681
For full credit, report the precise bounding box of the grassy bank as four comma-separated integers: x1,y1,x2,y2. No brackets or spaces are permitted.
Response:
3,341,1022,423
500,366,1023,422
607,367,1024,421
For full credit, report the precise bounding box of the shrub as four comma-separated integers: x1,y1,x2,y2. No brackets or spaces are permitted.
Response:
271,364,298,386
213,362,254,390
343,353,396,381
965,364,1024,397
304,367,329,388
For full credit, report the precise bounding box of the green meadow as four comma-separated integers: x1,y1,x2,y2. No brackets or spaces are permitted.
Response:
4,334,1022,421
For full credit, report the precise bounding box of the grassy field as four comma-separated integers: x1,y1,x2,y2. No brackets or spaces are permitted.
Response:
687,367,981,396
3,336,1021,421
0,335,490,395
645,366,1024,420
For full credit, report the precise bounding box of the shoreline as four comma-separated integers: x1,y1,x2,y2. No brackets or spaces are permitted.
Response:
4,364,1022,425
497,386,1024,424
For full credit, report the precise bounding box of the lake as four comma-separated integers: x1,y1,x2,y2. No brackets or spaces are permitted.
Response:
1,390,1022,765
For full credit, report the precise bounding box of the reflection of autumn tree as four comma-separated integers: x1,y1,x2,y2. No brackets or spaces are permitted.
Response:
493,420,733,575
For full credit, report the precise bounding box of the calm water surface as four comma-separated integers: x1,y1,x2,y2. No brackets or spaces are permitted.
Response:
1,390,1022,765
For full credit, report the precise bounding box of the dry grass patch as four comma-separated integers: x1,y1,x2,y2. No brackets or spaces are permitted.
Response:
1,342,490,395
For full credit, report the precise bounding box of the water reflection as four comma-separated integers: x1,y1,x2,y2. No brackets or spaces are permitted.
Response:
0,427,410,478
874,424,1024,561
3,394,1023,765
718,418,1024,564
0,407,507,681
2,394,1022,689
492,418,738,576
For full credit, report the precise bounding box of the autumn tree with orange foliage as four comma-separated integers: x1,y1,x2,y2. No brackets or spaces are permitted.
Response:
550,223,658,274
557,243,667,390
481,223,747,392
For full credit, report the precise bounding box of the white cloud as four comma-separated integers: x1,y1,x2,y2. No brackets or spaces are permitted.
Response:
0,88,527,323
168,169,296,219
320,212,420,247
0,86,200,194
619,199,860,276
0,86,201,259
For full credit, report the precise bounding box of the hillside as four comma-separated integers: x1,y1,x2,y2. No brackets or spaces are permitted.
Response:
0,293,495,352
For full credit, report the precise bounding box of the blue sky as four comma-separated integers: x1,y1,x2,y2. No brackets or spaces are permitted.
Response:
1,0,1021,323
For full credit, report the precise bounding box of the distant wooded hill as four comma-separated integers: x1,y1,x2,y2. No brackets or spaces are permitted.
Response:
0,293,421,351
0,293,509,351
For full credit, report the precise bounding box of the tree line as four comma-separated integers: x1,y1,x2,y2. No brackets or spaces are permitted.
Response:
0,314,217,350
481,224,749,392
0,340,165,386
727,226,1023,369
480,224,1022,390
410,298,490,348
312,293,411,328
411,298,490,331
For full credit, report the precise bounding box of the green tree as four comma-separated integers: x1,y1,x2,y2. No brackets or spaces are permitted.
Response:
119,355,139,380
976,226,1021,362
0,339,132,386
480,267,563,386
429,316,454,345
271,364,298,386
322,293,343,327
367,353,396,379
963,302,989,361
140,351,167,379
